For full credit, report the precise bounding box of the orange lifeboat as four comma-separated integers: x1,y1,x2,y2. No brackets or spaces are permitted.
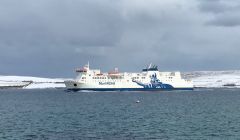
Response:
108,68,119,75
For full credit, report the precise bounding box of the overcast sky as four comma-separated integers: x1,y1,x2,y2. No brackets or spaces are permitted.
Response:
1,0,240,77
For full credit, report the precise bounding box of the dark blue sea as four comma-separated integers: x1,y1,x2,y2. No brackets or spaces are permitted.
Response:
1,89,240,140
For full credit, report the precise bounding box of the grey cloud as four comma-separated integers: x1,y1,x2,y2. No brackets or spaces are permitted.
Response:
1,0,240,77
0,0,123,48
198,0,240,27
206,13,240,27
198,0,229,14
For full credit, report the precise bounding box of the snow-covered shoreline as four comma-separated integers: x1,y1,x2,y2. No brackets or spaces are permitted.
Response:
0,76,68,89
184,70,240,88
1,70,240,89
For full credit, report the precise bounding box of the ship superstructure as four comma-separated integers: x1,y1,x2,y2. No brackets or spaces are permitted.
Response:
64,63,193,91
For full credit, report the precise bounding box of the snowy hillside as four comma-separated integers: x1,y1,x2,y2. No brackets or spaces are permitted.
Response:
184,71,240,88
0,76,67,89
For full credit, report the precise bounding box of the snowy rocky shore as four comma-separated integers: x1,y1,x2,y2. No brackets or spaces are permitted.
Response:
1,70,240,89
0,76,66,89
184,71,240,88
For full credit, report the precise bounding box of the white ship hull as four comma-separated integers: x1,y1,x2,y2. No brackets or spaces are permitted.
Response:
65,82,193,91
65,63,193,91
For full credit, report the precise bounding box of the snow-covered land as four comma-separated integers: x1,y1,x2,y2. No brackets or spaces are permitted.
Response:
1,71,240,89
184,71,240,88
0,76,67,89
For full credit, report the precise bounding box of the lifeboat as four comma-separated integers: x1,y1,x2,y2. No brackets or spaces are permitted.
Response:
108,68,120,75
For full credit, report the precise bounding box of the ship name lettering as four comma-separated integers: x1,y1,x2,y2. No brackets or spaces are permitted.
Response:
99,82,115,85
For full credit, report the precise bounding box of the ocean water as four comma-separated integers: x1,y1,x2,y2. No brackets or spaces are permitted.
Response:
1,89,240,140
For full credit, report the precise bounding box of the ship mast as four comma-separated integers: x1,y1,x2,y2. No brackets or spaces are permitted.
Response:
87,61,90,69
148,63,152,69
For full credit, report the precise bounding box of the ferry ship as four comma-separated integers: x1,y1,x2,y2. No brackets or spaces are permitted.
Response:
64,63,193,91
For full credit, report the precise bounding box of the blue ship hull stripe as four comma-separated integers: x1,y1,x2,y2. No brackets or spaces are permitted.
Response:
67,88,194,91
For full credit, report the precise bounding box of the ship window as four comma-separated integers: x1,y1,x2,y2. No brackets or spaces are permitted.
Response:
74,83,77,87
82,77,86,79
